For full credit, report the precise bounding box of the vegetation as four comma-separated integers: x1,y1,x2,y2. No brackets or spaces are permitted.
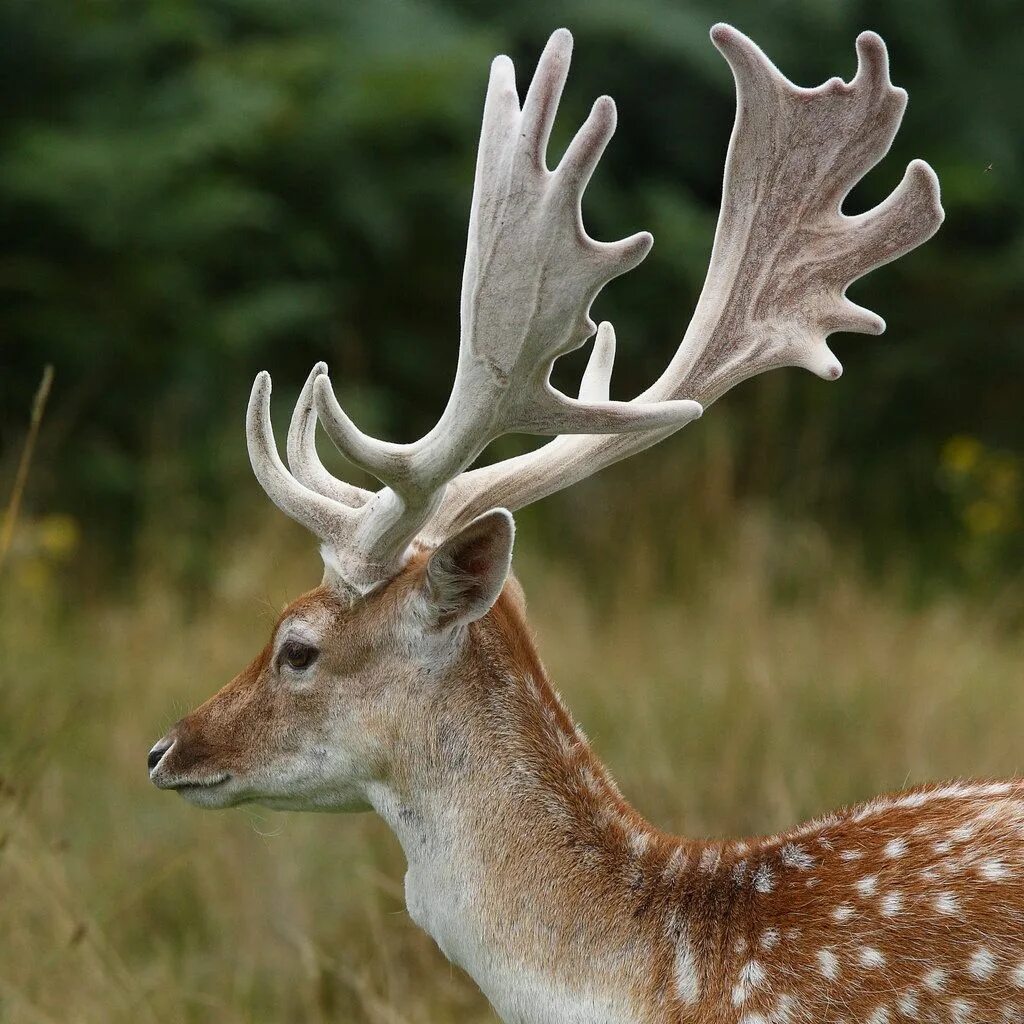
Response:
1,1,1021,1021
1,0,1022,584
4,495,1024,1023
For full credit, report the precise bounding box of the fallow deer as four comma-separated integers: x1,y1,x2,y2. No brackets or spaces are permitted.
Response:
148,25,1022,1024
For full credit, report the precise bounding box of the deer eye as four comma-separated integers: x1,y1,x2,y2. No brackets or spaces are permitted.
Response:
280,641,319,672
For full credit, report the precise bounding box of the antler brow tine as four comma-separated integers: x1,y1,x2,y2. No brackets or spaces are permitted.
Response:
246,372,360,546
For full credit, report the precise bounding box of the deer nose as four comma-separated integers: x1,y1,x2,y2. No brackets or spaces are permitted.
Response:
148,738,173,773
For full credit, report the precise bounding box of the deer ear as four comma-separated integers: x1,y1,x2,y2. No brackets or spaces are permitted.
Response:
425,509,515,627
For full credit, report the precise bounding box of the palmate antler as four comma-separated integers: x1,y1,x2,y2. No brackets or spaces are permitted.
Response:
249,24,943,587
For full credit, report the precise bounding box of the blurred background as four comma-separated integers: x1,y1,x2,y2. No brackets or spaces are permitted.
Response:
1,0,1021,1021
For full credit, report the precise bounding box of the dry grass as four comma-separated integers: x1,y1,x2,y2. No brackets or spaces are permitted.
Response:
2,497,1023,1023
0,366,53,571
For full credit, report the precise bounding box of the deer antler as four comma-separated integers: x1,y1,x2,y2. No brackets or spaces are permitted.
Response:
248,24,943,582
424,24,944,537
249,28,700,583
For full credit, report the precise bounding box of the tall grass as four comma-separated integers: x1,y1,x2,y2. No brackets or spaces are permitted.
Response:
0,366,53,571
2,485,1023,1023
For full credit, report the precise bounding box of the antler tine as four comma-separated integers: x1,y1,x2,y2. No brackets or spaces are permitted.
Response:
578,322,617,403
667,23,942,396
286,364,373,509
246,372,359,546
425,23,944,538
520,27,572,170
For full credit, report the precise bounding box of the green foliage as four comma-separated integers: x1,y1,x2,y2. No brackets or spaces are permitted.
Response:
1,0,1021,586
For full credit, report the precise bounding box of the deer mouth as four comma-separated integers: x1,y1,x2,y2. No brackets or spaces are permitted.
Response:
168,772,238,808
171,773,230,792
151,769,231,794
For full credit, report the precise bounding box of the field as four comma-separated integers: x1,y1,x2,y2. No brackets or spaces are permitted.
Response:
1,0,1020,1018
3,465,1023,1024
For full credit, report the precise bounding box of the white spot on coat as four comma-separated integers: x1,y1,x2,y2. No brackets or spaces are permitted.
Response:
980,858,1011,881
732,960,767,1006
856,875,879,896
753,863,775,894
880,891,903,917
629,830,650,857
951,998,973,1023
859,947,885,968
897,988,920,1018
781,843,815,870
700,846,721,873
774,994,797,1022
817,948,840,981
884,838,908,858
968,947,997,980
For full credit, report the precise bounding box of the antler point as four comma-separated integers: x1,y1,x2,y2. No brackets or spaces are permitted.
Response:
853,30,891,87
594,94,616,121
817,352,844,381
909,158,945,227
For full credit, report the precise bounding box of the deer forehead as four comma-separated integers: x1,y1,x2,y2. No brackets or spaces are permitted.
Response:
262,558,481,682
270,578,406,657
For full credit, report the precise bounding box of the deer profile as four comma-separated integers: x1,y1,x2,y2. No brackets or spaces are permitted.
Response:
146,25,1024,1024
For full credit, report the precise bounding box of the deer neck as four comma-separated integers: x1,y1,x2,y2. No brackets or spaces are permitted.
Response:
366,589,687,1024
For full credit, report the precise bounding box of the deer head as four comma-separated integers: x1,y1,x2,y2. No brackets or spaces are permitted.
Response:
147,510,518,810
149,25,942,820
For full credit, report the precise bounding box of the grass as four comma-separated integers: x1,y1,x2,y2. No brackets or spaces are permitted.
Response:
0,366,53,571
2,482,1024,1023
